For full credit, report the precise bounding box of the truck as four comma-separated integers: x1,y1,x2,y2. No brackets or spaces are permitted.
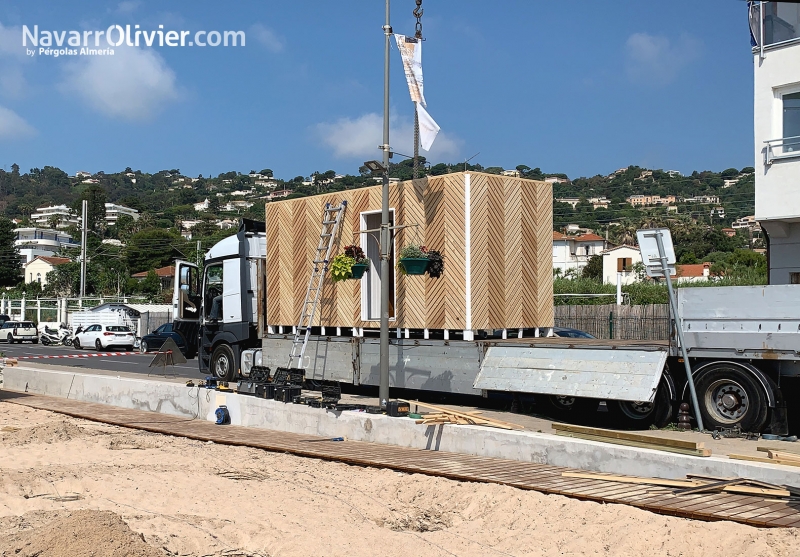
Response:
172,215,797,435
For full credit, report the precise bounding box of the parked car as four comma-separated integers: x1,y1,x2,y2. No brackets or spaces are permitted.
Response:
552,327,596,339
73,324,135,351
139,322,187,355
1,321,39,343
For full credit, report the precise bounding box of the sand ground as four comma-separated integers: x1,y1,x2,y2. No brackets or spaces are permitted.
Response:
1,401,799,557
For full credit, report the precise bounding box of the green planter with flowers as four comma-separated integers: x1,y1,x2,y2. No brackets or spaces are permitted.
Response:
330,245,370,282
398,243,429,275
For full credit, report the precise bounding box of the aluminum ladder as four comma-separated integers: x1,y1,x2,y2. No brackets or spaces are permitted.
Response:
288,201,347,368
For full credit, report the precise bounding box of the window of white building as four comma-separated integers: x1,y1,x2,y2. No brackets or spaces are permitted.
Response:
784,92,800,152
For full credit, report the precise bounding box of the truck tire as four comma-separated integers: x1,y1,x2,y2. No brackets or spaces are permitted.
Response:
609,373,674,429
211,344,236,382
542,395,599,421
694,362,769,432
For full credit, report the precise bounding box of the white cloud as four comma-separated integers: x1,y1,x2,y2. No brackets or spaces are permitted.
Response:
314,111,461,161
59,46,180,121
112,1,141,16
0,22,31,99
0,105,35,140
0,66,26,98
250,23,284,53
625,32,702,86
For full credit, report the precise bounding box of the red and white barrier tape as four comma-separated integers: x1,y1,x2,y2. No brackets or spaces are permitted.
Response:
17,351,140,360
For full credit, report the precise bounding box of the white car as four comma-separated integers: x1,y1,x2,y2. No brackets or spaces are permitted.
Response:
73,324,135,351
1,321,38,344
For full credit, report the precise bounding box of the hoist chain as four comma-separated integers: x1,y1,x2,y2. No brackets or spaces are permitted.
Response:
413,0,423,39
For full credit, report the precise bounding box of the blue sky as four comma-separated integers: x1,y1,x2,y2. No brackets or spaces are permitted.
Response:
0,1,754,180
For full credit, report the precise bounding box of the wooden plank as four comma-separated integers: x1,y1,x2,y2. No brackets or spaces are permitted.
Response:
399,399,524,430
767,451,800,463
552,423,704,450
561,472,790,498
757,444,800,456
562,472,699,488
555,431,711,457
729,453,800,467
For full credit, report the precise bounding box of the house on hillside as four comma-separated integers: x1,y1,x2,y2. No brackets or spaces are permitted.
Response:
552,232,606,275
24,256,70,286
600,245,642,285
14,227,80,264
132,266,175,291
675,262,714,283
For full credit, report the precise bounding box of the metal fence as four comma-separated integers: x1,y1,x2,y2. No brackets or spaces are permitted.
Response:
0,296,152,325
554,304,671,340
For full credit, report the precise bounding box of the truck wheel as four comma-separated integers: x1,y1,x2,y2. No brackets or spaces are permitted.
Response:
211,344,235,381
543,395,598,421
609,373,674,429
694,363,769,432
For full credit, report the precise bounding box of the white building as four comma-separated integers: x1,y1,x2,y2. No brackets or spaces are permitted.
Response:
674,262,713,284
751,2,800,284
75,171,92,179
14,227,80,264
733,215,758,230
600,245,642,285
104,203,140,225
552,231,606,275
31,205,80,229
194,198,210,212
23,256,71,286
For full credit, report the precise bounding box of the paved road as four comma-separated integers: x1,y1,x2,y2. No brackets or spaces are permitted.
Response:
0,341,202,378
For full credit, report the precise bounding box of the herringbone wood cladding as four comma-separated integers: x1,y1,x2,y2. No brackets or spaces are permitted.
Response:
264,172,553,330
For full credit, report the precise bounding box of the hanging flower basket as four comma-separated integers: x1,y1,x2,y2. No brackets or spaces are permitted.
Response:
398,243,429,276
399,258,429,275
350,262,369,279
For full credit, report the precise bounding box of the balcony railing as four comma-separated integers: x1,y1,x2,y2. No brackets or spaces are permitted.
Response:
765,135,800,165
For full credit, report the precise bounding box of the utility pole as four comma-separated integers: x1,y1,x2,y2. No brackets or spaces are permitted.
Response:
379,0,392,408
412,0,423,179
196,240,202,267
79,199,88,301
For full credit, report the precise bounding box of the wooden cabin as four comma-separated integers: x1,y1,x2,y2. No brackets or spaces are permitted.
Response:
264,171,553,337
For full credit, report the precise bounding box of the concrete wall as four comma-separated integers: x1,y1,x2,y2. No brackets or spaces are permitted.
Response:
4,365,800,488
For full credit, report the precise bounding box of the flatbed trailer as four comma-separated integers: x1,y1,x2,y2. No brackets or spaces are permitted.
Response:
173,216,798,434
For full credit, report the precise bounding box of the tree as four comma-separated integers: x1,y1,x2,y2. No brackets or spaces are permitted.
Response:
125,228,185,273
0,218,20,287
137,269,161,297
582,255,603,280
259,169,273,177
73,184,107,232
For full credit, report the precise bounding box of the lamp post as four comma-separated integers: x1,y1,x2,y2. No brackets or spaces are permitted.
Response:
379,0,393,408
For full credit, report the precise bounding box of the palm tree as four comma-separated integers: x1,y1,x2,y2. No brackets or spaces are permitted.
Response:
47,214,61,229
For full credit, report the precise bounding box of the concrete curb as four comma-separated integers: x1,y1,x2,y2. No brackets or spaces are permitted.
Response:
4,365,800,486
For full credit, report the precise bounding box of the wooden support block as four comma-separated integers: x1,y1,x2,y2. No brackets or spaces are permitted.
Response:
767,451,800,463
555,430,711,457
553,423,704,450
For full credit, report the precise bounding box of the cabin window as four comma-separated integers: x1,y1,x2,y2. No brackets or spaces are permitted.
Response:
360,209,396,321
791,272,800,285
204,263,224,319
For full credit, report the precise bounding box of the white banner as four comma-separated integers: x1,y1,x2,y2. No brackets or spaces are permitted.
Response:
416,103,439,151
395,34,425,107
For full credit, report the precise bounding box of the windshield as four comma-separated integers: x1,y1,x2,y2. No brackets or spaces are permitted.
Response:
107,326,131,332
